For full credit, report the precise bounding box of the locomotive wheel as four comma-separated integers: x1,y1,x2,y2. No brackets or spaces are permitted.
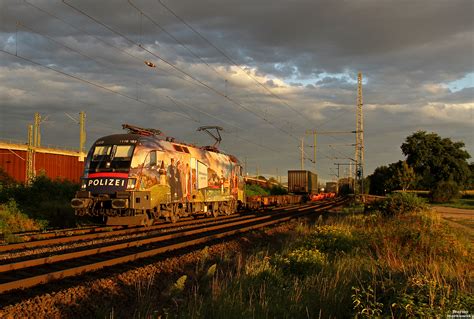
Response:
170,203,180,223
176,203,187,217
170,213,179,223
223,200,236,215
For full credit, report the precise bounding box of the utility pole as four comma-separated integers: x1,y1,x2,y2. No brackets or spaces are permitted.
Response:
79,111,86,153
306,130,356,175
26,124,35,184
33,112,41,147
355,72,365,194
65,111,87,153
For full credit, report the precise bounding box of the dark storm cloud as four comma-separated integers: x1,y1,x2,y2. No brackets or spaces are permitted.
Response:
0,0,473,180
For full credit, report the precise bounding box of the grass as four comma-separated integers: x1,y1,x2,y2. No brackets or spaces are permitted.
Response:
112,194,473,318
445,217,474,229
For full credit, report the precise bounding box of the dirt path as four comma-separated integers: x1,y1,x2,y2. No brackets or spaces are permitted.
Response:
432,206,474,219
432,206,474,241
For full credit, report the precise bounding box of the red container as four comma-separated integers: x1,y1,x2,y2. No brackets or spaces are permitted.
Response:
0,142,84,183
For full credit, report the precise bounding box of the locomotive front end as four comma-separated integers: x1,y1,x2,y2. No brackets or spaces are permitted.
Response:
71,134,149,224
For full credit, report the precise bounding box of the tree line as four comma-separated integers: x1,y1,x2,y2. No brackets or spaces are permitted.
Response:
367,131,473,202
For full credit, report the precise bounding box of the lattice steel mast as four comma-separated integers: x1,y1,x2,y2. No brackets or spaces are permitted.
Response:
355,72,364,194
26,124,35,184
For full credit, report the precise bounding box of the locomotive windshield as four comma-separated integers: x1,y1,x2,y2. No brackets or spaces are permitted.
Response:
88,144,135,172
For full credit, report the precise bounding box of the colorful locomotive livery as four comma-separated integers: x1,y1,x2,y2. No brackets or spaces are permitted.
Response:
71,125,244,225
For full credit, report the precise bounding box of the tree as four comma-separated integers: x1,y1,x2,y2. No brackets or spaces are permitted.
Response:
368,161,416,194
401,131,471,189
0,167,16,188
466,162,474,190
368,165,391,195
391,161,416,191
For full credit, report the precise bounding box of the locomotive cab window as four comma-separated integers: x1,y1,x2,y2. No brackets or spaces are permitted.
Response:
92,145,112,160
88,144,135,172
113,145,134,160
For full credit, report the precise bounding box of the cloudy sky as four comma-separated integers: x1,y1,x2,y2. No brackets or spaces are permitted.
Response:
1,0,473,182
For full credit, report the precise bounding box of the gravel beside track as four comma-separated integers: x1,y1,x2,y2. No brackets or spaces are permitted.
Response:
0,214,255,263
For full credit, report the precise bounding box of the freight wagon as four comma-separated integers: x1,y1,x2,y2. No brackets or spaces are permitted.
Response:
287,170,318,194
325,182,338,194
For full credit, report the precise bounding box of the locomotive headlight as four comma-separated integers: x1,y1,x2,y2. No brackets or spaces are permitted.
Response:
127,178,136,190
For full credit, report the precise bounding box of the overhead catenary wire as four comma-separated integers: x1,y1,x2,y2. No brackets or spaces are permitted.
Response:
156,0,315,128
128,0,297,131
153,0,343,167
128,0,224,80
17,21,106,68
3,48,298,158
10,9,289,156
0,49,199,124
25,0,275,137
16,1,336,168
62,0,300,143
22,0,209,91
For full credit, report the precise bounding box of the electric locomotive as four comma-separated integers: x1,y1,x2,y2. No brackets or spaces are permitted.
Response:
71,124,245,225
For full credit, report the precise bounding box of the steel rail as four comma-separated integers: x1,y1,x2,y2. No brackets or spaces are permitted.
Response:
0,213,261,268
0,202,319,253
12,225,129,242
0,200,345,293
0,202,336,273
0,212,258,253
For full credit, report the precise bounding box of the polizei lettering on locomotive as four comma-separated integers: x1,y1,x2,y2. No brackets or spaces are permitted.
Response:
87,178,126,187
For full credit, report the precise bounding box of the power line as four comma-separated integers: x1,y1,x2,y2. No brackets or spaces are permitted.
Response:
23,0,265,131
11,9,291,156
128,0,224,79
17,22,105,67
62,0,299,143
156,0,314,127
0,49,199,123
0,49,286,157
23,0,209,91
128,0,302,133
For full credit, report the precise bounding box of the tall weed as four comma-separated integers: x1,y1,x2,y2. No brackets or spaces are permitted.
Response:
0,199,47,243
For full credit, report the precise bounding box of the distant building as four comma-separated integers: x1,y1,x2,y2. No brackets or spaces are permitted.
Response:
0,140,85,183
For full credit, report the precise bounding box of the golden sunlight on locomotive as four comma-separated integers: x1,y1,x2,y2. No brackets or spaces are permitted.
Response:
71,124,245,226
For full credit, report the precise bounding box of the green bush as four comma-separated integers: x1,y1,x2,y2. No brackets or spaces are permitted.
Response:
371,192,426,217
0,175,79,227
244,184,269,196
303,225,358,254
430,180,461,203
272,248,327,276
0,199,47,243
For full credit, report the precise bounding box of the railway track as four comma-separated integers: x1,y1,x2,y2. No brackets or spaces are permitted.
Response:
0,199,346,294
8,225,130,243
